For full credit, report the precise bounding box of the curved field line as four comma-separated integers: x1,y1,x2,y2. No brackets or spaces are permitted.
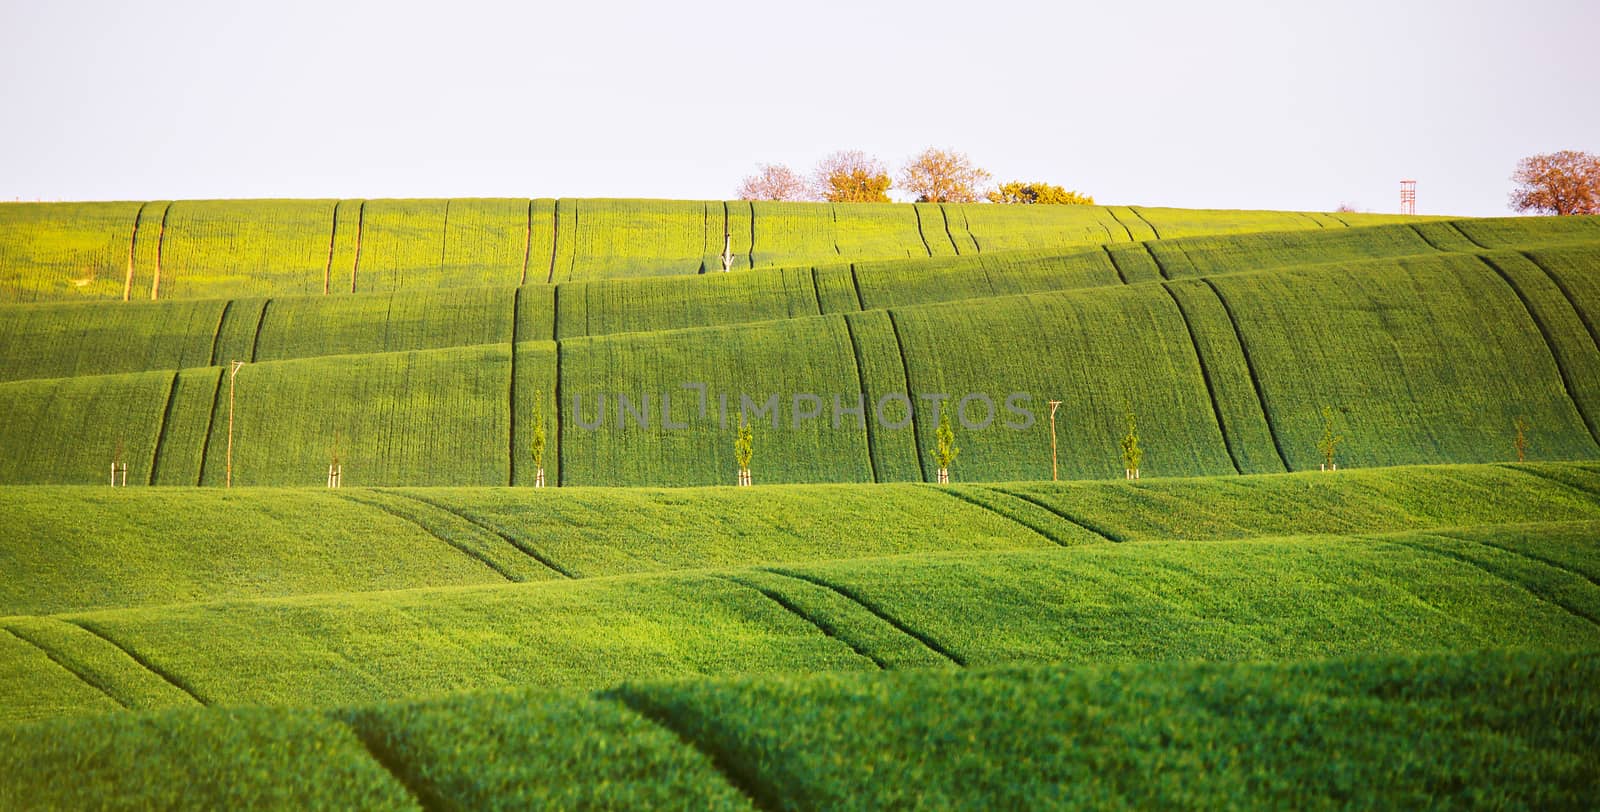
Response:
380,490,575,578
509,288,521,485
65,619,208,705
938,204,961,254
336,491,520,582
1382,536,1600,629
1104,207,1137,242
605,692,781,812
719,575,887,669
763,568,966,666
912,205,933,257
885,310,927,481
1102,245,1129,284
842,317,881,483
206,300,231,367
933,487,1072,547
1128,206,1163,239
1519,250,1600,354
1476,255,1600,447
1199,278,1292,471
1160,283,1243,474
343,719,448,812
1436,529,1600,590
151,202,172,301
323,201,338,295
124,201,148,301
147,371,181,485
194,368,225,485
1,625,130,710
985,486,1123,543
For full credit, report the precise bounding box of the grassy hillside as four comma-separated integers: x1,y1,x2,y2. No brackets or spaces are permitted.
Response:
1,199,1458,303
2,646,1595,809
3,463,1592,616
4,518,1596,721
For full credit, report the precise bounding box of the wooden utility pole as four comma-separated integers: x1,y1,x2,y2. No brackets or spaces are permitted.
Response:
1048,400,1062,481
226,360,245,487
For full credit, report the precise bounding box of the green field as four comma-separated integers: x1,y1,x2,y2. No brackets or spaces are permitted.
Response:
2,199,1597,807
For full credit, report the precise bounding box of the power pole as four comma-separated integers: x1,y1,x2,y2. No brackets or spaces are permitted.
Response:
226,360,245,487
1048,400,1063,481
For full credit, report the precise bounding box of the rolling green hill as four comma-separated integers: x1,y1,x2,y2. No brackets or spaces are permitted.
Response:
3,199,1598,808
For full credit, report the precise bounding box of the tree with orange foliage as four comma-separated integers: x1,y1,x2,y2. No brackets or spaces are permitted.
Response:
900,148,992,203
1509,151,1600,215
812,151,892,203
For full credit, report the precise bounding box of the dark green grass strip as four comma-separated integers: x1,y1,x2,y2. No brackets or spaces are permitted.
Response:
154,203,171,299
1448,221,1490,250
842,317,881,483
1104,207,1137,242
381,490,575,578
336,492,520,583
1327,212,1353,227
546,200,561,284
0,626,129,710
807,268,824,316
343,719,445,812
65,620,207,705
934,487,1070,547
1161,283,1243,474
1520,250,1600,355
193,367,225,485
885,310,928,482
1103,246,1130,284
912,206,933,257
763,568,965,666
746,201,755,271
1383,536,1600,629
437,200,450,275
509,289,521,486
147,371,181,485
986,486,1124,542
205,300,231,367
720,576,886,669
1478,255,1600,447
606,692,780,812
962,209,980,253
247,299,271,363
1200,277,1293,471
125,202,148,300
1128,207,1164,239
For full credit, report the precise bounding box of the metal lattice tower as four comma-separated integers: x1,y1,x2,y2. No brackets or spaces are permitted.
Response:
1400,180,1417,215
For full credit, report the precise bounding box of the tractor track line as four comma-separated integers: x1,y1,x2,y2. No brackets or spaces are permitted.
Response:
194,367,226,486
323,201,339,295
842,316,881,483
1128,206,1163,239
606,692,783,812
763,568,966,666
932,487,1072,547
885,310,928,481
1477,254,1600,447
124,201,148,301
65,619,208,705
719,575,887,669
987,486,1124,543
1161,282,1243,474
1103,245,1129,284
381,490,576,579
343,719,448,812
1,625,131,710
147,371,181,485
1384,536,1600,630
336,491,521,583
1200,277,1292,471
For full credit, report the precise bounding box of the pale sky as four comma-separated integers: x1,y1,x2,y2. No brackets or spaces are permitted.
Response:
2,0,1594,216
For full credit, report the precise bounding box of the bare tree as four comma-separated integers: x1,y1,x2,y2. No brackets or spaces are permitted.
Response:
813,151,893,203
900,148,991,203
1334,203,1359,213
1510,150,1600,215
737,164,812,201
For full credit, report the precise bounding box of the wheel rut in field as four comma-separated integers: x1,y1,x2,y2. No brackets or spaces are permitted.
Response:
1,625,130,710
719,575,887,669
761,568,966,666
986,486,1124,543
1383,535,1600,630
841,316,881,483
932,487,1075,547
337,491,521,583
343,719,448,812
605,692,782,812
379,490,576,579
64,619,209,706
1199,277,1292,471
1160,282,1243,474
147,371,181,485
1477,255,1600,447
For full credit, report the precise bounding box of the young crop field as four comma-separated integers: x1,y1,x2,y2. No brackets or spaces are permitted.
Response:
1,199,1597,807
